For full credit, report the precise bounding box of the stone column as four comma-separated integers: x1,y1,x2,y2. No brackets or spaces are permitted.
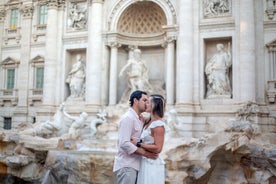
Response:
164,36,176,105
55,2,65,103
0,8,4,65
43,0,59,105
86,0,104,105
176,0,193,105
17,5,33,108
108,42,121,105
239,0,256,101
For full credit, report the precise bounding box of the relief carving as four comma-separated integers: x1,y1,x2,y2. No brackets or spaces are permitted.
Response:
204,0,231,17
68,2,87,30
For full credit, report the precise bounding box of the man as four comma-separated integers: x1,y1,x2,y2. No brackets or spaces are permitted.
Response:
113,90,157,184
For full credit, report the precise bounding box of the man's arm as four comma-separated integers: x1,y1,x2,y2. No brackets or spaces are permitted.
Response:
118,117,138,154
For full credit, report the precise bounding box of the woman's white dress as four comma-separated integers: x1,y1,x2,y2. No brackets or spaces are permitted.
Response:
136,120,169,184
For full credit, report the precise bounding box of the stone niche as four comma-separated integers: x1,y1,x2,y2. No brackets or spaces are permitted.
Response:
65,49,86,101
117,45,166,103
204,37,232,99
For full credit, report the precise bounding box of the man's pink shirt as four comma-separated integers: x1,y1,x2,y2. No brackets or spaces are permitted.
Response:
113,108,144,172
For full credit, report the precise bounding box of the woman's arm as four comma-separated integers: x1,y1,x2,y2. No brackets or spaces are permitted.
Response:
140,126,165,154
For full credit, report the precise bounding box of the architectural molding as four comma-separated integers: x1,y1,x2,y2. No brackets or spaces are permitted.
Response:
105,31,166,46
0,8,5,22
1,57,20,68
21,5,33,18
47,0,59,9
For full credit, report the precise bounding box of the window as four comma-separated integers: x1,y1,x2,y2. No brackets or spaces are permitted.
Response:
38,5,47,25
10,9,19,29
35,67,44,88
6,69,15,89
4,117,12,130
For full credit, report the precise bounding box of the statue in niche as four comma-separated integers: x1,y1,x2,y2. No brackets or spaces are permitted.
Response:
68,3,87,30
205,0,230,16
205,42,232,99
66,54,86,99
119,48,152,94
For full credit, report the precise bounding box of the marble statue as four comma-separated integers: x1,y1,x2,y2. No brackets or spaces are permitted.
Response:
66,54,86,99
68,3,87,29
165,109,187,137
90,109,107,136
205,42,232,98
119,48,152,93
20,103,65,138
63,108,88,139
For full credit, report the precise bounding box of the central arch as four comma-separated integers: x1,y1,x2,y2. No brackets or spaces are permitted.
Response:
106,0,178,105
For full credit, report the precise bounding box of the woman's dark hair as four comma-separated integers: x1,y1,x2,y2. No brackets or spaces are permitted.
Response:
129,90,147,106
150,94,165,118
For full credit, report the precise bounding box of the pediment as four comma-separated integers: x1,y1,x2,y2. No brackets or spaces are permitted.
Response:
266,39,276,47
1,57,19,66
31,55,44,63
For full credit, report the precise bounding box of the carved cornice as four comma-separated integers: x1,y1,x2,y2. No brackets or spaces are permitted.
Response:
166,36,177,43
105,32,166,47
266,9,276,20
47,0,58,9
21,5,34,18
107,41,121,48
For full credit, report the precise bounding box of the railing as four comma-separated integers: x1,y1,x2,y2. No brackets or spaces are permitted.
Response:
0,89,18,106
28,88,43,106
31,88,43,95
35,24,47,31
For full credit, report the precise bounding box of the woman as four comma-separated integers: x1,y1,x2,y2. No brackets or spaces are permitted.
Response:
132,94,169,184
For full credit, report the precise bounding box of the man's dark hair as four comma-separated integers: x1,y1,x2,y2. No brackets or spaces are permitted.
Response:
129,90,147,106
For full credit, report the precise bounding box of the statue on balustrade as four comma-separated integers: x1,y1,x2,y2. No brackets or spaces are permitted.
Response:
66,54,86,99
205,42,232,99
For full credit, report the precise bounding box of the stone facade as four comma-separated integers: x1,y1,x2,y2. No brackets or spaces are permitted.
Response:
0,0,275,137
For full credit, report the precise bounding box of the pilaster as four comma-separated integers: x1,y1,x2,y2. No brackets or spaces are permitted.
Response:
17,4,33,108
108,42,121,105
86,0,104,105
239,0,256,102
176,0,194,105
43,0,59,105
0,8,5,63
163,36,176,105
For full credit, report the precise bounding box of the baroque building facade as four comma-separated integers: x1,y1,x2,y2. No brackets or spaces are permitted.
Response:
0,0,275,137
